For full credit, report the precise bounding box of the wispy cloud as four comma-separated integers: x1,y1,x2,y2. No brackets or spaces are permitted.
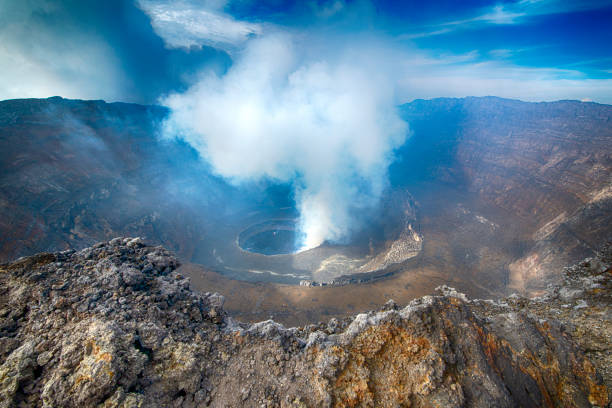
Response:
400,0,612,39
309,0,346,19
487,46,545,59
560,56,612,68
512,0,612,16
137,0,262,51
488,49,515,59
136,0,612,104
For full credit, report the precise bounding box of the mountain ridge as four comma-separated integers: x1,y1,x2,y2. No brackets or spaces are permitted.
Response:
3,94,611,108
1,95,610,323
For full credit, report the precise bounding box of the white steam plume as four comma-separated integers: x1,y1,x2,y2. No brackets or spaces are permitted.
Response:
161,34,407,250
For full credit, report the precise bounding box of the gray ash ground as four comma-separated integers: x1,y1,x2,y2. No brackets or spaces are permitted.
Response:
0,237,610,407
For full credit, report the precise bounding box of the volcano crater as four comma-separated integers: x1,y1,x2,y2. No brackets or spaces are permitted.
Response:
238,219,300,255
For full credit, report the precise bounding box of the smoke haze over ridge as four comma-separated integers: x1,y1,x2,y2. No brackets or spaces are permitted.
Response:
161,33,408,249
4,0,611,250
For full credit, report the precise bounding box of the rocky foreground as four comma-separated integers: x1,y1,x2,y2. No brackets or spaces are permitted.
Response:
0,239,610,407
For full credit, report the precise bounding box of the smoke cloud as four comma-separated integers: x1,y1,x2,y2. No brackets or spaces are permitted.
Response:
161,34,407,250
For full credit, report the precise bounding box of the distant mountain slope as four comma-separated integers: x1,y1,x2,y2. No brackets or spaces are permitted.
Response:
397,96,611,221
0,97,234,262
395,96,612,292
0,96,610,294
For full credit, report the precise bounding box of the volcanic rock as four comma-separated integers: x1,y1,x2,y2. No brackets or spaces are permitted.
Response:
0,238,610,407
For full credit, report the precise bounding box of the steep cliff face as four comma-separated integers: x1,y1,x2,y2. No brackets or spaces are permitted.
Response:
397,97,612,292
1,239,609,407
0,97,232,264
399,97,612,215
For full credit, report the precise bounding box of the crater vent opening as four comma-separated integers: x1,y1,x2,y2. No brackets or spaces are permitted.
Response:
238,219,299,256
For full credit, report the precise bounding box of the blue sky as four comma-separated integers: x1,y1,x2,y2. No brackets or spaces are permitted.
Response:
1,0,611,104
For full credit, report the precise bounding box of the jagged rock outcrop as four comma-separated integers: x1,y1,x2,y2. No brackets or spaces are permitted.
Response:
0,238,610,407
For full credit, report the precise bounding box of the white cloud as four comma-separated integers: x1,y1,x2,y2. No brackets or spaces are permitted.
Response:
0,4,129,102
137,0,262,50
161,34,408,250
153,2,612,250
394,57,612,104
